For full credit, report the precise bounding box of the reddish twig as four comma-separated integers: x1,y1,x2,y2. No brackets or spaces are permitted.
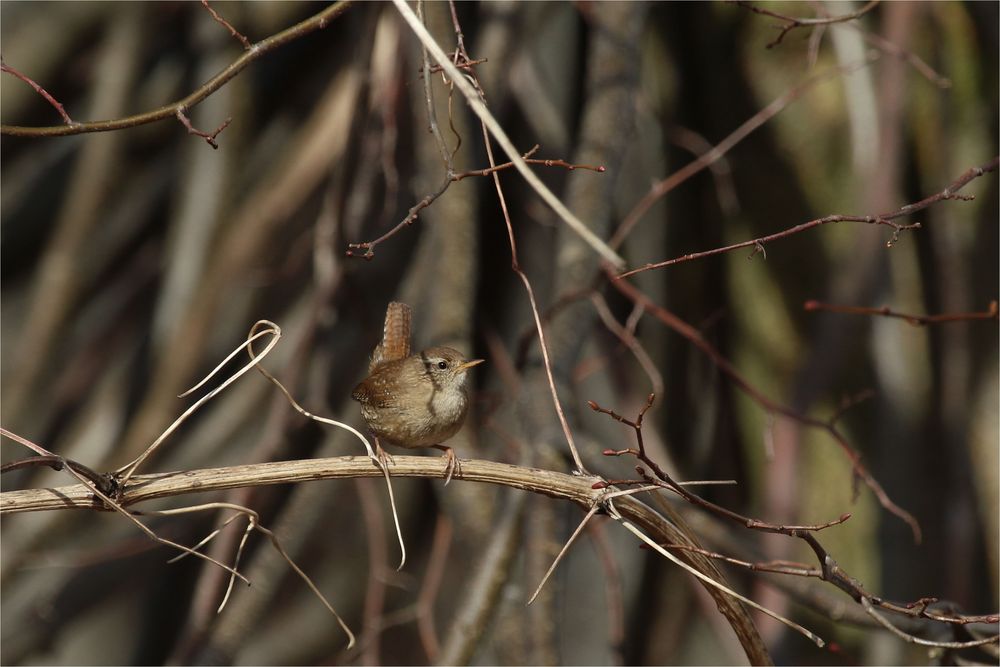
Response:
346,176,450,259
732,0,880,49
347,145,605,257
804,299,1000,326
438,9,588,473
483,126,586,472
589,395,852,536
200,0,252,49
862,598,999,650
348,3,455,261
421,57,488,76
175,108,232,149
1,58,75,125
606,275,922,541
452,145,605,181
617,156,999,279
803,2,951,88
876,599,998,627
660,543,822,578
526,157,604,173
348,10,452,261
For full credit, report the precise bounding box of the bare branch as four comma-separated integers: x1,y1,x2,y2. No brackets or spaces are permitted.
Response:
0,58,75,125
0,1,352,138
611,55,879,250
175,108,232,149
617,156,999,279
391,0,626,270
200,0,252,50
804,299,1000,326
733,0,881,49
606,276,922,540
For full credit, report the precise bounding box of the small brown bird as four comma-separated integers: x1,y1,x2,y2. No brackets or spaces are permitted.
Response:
352,302,482,483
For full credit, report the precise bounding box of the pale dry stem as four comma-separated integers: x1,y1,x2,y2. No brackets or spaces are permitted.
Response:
143,501,356,647
527,485,659,605
243,320,407,570
391,0,625,270
115,326,282,488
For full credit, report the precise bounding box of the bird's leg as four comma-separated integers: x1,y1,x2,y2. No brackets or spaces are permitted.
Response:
432,444,461,485
373,436,395,472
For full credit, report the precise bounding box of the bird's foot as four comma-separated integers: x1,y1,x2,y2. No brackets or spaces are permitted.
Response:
433,445,461,485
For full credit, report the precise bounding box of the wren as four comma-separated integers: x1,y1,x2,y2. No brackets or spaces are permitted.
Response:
352,302,482,483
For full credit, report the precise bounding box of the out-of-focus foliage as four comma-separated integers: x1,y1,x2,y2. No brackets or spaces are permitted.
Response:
1,2,997,665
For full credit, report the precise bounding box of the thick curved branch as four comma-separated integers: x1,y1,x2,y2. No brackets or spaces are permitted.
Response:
1,456,601,514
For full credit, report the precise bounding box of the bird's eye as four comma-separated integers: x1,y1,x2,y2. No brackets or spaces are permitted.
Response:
437,360,448,370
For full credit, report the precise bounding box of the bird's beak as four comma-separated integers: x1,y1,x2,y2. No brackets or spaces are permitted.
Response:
458,358,485,371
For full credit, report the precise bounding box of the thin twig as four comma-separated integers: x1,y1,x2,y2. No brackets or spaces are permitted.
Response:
660,543,822,578
604,278,922,540
346,143,605,255
346,176,451,259
421,57,488,75
479,121,587,474
588,399,998,645
0,429,249,583
589,292,664,396
200,0,252,50
1,59,75,125
617,156,999,279
175,108,232,149
732,0,880,49
589,396,852,536
147,501,355,648
861,598,998,650
346,0,453,260
452,145,606,181
391,0,625,269
527,504,601,605
804,299,999,326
